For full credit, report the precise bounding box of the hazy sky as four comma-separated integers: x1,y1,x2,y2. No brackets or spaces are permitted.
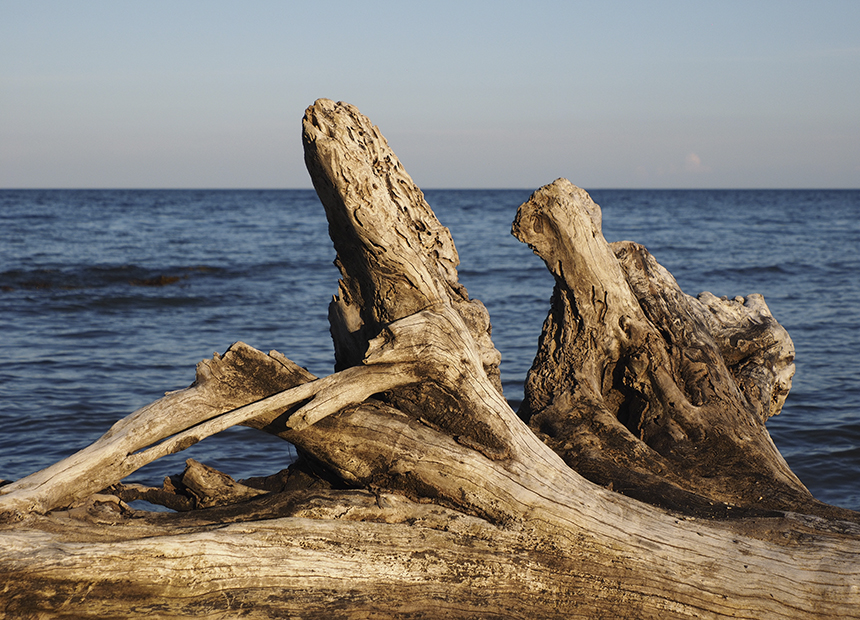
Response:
2,1,858,189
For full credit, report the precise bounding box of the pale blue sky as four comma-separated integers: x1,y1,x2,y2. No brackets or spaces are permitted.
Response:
2,1,858,188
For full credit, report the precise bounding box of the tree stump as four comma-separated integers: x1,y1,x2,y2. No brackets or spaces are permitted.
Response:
1,99,858,619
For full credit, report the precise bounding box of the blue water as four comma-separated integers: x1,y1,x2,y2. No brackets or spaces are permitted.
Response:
1,189,858,511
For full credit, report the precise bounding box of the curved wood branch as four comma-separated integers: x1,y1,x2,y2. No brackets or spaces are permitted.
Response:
0,339,418,519
0,343,304,519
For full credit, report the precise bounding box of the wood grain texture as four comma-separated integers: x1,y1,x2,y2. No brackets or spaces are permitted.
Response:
2,99,858,619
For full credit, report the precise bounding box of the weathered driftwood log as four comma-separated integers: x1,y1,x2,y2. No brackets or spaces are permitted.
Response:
512,179,848,521
1,99,859,619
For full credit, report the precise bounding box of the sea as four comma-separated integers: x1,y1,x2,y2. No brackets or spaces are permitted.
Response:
1,189,858,511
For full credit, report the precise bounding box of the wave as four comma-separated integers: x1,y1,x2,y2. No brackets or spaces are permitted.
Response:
703,264,797,278
0,265,224,292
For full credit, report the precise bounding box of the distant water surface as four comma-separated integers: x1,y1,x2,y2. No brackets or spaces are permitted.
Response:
1,189,857,510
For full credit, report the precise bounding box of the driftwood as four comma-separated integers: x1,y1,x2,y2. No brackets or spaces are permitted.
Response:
1,99,859,619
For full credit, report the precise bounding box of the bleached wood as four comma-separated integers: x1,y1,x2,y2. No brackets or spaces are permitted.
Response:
511,179,844,519
2,99,858,619
0,341,424,519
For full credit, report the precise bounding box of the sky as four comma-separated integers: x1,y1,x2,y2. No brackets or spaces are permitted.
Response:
1,1,858,189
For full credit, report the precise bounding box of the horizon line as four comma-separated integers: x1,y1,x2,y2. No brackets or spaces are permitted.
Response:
2,186,859,192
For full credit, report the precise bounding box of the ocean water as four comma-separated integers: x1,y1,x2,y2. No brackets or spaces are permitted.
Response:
1,188,858,511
